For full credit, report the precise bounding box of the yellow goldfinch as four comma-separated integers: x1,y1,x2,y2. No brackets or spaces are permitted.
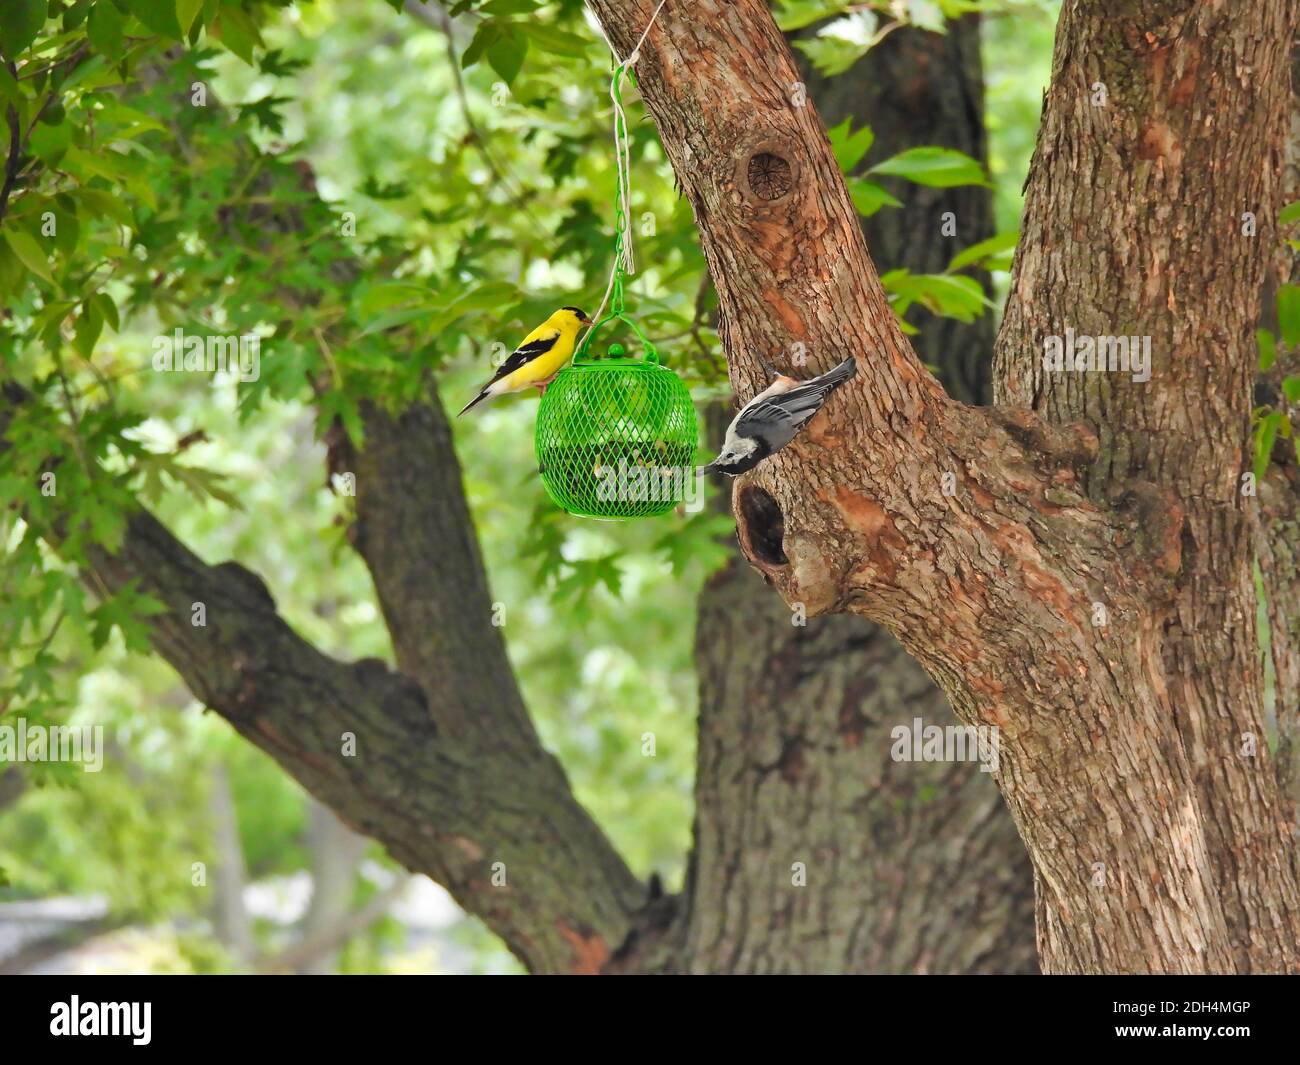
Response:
458,306,592,415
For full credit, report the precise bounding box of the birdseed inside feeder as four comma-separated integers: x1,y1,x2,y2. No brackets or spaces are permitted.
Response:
535,323,698,520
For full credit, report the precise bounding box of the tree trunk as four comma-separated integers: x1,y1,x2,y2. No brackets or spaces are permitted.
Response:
208,765,255,968
669,552,1033,973
668,16,1035,973
586,0,1300,973
295,802,369,974
993,0,1300,973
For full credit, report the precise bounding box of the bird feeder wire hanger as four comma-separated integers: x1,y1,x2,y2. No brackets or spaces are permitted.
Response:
579,0,672,362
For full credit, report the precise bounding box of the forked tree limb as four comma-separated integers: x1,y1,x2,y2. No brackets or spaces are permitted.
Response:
0,382,646,975
584,0,1300,972
84,504,646,973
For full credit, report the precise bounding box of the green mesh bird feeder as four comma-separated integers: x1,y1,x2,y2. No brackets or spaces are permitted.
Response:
535,288,698,520
534,62,699,520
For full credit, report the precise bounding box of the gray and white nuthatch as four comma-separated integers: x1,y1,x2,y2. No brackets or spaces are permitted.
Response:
702,356,857,476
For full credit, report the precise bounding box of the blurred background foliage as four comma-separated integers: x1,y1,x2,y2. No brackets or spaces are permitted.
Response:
0,0,1057,973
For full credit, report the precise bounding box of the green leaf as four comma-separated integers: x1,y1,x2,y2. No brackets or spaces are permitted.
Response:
433,280,520,325
486,29,527,85
846,177,901,217
62,144,131,181
881,269,991,322
0,1,45,60
359,306,437,337
48,200,79,256
29,119,72,166
0,59,22,108
515,23,591,58
159,458,245,510
773,0,848,31
62,0,92,31
212,4,262,64
88,580,167,653
74,187,133,227
123,0,183,40
3,227,54,284
92,291,119,332
1283,376,1300,404
947,230,1019,272
0,238,22,297
462,20,501,69
1278,284,1300,347
31,297,74,338
92,98,167,138
72,299,104,359
87,0,126,61
827,117,874,173
870,146,989,188
1280,200,1300,227
794,35,868,78
355,279,431,318
1255,409,1283,480
176,0,205,35
1258,328,1277,371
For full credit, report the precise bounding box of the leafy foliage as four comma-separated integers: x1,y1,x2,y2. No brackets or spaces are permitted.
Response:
0,0,1033,973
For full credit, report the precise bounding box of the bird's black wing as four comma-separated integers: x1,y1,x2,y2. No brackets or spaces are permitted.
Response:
734,380,832,436
733,359,857,444
482,333,559,388
733,396,802,442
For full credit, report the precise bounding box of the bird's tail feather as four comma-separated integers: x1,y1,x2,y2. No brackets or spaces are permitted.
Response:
791,357,857,402
457,389,491,416
820,356,857,388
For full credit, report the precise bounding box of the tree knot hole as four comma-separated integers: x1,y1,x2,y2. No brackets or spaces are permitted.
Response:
739,485,788,566
747,152,792,201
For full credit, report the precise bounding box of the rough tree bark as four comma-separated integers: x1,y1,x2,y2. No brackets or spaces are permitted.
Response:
657,16,1035,973
662,542,1034,973
584,0,1300,972
993,0,1300,972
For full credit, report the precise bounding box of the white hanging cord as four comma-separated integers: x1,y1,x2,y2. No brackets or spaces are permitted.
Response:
582,0,672,339
625,0,670,66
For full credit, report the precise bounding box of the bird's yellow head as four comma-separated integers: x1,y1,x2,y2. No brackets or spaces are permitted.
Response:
550,306,593,333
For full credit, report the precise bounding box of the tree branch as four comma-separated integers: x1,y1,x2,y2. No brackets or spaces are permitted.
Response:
328,400,540,745
581,0,1300,972
84,503,644,972
1,383,646,974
